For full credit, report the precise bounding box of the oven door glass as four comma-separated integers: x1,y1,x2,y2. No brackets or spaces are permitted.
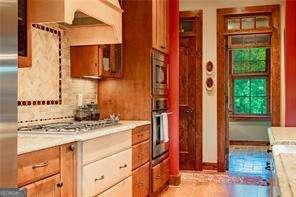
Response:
155,63,167,85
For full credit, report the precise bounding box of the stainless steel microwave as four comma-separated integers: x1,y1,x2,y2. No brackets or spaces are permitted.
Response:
152,50,168,96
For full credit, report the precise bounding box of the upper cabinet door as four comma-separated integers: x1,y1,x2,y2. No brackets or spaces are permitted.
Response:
152,0,169,54
70,44,122,79
70,45,100,78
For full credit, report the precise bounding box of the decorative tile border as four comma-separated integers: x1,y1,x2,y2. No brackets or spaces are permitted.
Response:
17,115,74,124
18,24,62,106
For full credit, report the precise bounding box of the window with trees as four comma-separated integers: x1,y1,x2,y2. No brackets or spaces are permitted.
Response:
228,34,271,119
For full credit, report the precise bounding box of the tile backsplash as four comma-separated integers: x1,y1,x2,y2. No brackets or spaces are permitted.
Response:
18,24,97,126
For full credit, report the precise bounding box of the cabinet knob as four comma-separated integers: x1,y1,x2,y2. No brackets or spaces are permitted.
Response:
69,144,75,151
95,63,98,67
32,161,48,169
119,164,127,169
95,175,104,181
57,182,63,188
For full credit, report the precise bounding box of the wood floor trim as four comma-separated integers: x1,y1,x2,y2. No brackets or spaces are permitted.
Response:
230,140,269,146
202,162,218,170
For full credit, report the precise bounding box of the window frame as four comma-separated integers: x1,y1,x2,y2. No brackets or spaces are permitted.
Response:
228,46,271,121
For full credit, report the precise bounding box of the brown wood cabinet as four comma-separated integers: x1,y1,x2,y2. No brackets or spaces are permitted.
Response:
131,125,151,197
22,174,61,197
70,44,122,79
132,162,150,197
18,143,77,197
152,0,169,54
152,158,169,194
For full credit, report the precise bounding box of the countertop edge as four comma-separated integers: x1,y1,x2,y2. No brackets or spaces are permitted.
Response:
17,121,150,155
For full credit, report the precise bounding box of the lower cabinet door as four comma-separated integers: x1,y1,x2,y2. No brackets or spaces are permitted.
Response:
22,174,61,197
98,176,132,197
132,162,150,197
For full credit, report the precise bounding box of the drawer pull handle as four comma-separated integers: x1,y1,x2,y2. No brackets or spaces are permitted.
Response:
155,175,161,179
57,182,63,188
161,46,166,49
95,175,104,181
119,164,127,169
137,182,144,187
32,161,49,169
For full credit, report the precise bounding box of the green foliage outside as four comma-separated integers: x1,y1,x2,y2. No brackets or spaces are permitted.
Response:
232,48,268,115
233,48,266,73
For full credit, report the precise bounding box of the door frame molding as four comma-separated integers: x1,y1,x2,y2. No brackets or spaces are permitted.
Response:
180,10,203,170
217,5,280,172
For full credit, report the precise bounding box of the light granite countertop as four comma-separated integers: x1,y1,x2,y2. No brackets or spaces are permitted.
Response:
273,151,296,197
268,127,296,145
18,120,150,155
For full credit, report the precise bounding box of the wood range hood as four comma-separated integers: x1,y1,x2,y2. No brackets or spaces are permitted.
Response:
30,0,123,46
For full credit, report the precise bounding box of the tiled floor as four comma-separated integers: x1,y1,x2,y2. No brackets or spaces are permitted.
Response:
161,145,270,197
160,180,269,197
228,145,270,181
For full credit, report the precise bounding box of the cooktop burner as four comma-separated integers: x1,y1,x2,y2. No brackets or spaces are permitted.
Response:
18,115,120,134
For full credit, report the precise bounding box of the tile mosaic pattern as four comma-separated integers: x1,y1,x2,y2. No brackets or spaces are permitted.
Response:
180,145,270,187
18,24,97,126
18,25,60,102
229,145,270,181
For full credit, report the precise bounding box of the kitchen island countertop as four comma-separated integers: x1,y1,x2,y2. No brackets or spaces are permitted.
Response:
273,152,296,197
268,127,296,145
18,120,150,155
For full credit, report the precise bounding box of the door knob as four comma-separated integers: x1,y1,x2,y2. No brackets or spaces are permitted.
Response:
185,109,193,113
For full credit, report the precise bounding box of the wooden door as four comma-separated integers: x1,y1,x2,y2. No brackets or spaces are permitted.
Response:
179,11,202,171
23,174,61,197
70,45,99,78
60,143,77,197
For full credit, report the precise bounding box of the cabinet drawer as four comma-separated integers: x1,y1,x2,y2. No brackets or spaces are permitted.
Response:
132,125,150,145
82,148,132,196
152,158,169,193
18,146,60,187
132,162,150,197
132,140,150,170
98,176,132,197
22,174,61,197
82,130,131,165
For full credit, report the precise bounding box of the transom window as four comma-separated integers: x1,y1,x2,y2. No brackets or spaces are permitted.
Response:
228,35,271,119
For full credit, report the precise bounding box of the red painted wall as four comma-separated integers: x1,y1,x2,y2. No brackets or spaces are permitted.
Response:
168,0,180,177
285,0,296,126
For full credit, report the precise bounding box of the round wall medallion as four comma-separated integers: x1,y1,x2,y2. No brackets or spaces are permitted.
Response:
206,77,214,92
206,61,214,75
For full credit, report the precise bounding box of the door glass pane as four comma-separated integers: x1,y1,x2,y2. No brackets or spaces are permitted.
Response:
256,34,271,45
250,97,267,114
230,36,243,46
181,20,194,33
234,79,250,96
256,16,270,28
250,78,267,96
242,17,255,29
228,18,240,30
102,45,110,71
232,48,267,73
234,97,250,114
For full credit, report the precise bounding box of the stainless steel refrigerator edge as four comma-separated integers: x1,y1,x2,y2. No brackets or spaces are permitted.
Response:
0,0,18,187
